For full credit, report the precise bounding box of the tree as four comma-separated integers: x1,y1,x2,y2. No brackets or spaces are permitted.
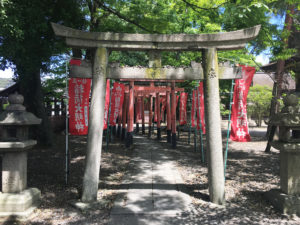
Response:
0,0,86,145
247,85,273,127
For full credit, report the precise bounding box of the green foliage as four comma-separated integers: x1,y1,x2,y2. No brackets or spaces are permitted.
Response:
109,51,148,66
0,0,86,74
247,85,273,127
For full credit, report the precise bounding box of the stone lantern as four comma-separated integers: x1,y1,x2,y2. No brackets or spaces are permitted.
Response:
265,94,300,216
0,92,41,217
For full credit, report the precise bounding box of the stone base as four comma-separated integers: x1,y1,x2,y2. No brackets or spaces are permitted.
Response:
148,126,152,137
264,189,300,216
0,188,41,217
167,130,171,143
172,133,177,149
69,199,109,212
157,127,161,140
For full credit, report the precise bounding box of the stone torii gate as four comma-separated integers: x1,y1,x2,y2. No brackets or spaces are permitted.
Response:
52,23,260,205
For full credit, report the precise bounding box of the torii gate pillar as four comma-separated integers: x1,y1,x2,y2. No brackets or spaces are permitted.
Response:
148,95,153,137
156,92,161,140
142,95,145,134
166,91,171,143
82,47,108,202
203,48,225,205
126,81,134,147
171,81,176,148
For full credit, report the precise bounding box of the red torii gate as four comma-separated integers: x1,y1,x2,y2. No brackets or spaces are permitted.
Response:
121,84,184,144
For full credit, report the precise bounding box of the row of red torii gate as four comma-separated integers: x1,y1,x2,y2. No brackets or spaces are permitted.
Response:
52,22,261,206
68,67,207,149
69,63,256,148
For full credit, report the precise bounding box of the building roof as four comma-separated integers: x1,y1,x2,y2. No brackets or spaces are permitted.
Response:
0,78,15,91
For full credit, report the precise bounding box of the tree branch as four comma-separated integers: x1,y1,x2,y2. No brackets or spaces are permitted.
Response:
95,0,159,33
180,0,228,12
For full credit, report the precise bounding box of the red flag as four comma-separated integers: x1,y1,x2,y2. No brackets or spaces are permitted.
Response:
191,90,197,127
109,82,125,126
103,79,110,130
68,78,91,135
197,82,206,134
179,92,188,125
230,66,255,142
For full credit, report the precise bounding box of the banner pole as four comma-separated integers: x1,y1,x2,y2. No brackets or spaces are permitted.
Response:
65,60,69,185
224,79,235,179
188,96,191,145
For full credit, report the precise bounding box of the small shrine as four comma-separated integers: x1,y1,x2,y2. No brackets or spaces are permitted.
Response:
265,94,300,216
0,92,41,217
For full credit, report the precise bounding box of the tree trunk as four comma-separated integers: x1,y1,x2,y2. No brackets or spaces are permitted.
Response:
19,66,53,146
265,5,295,148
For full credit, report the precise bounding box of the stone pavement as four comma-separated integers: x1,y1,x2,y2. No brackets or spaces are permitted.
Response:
108,135,196,225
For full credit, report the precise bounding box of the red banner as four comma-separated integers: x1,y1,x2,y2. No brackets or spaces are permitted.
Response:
68,77,91,135
196,82,206,134
103,79,110,130
179,92,188,125
230,66,255,142
191,90,197,127
109,82,125,126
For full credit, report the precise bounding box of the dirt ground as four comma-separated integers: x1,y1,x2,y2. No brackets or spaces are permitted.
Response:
1,125,300,224
1,134,132,225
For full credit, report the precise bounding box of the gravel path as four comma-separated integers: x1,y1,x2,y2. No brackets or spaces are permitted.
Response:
165,125,300,224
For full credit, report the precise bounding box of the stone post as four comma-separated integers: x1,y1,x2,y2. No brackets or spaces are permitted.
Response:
82,47,108,203
203,48,225,205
